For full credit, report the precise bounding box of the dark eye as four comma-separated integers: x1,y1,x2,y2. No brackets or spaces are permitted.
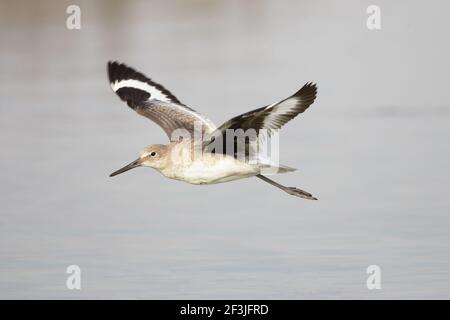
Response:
150,152,156,157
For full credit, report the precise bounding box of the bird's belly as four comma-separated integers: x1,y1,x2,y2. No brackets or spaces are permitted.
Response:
171,159,258,185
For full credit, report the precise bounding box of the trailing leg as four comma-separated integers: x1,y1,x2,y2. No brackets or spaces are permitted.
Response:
256,174,317,200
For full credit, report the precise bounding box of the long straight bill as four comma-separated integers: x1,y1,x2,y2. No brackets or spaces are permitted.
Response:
109,158,141,177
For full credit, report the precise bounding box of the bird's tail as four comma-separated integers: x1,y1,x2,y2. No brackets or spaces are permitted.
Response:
259,164,297,175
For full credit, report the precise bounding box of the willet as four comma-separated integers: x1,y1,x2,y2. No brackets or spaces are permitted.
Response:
108,61,318,200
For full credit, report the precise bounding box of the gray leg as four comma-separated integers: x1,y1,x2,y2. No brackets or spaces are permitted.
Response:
256,175,318,200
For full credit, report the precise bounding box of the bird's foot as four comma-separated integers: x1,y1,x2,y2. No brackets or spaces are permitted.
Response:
284,187,318,200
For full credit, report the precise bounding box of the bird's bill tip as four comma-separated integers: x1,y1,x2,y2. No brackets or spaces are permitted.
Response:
109,158,141,177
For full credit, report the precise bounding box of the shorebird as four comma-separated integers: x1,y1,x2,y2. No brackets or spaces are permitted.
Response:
108,61,318,200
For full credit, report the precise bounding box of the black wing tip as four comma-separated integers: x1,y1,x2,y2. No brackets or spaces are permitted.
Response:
300,81,318,94
107,60,122,81
295,81,318,104
106,60,183,105
107,60,150,84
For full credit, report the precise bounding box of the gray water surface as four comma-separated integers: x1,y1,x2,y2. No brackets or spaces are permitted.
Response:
1,0,450,299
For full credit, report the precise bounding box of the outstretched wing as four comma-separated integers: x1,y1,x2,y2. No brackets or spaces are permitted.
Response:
108,61,216,141
204,82,317,156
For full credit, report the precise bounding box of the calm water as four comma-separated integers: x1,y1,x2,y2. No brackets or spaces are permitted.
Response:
1,0,450,299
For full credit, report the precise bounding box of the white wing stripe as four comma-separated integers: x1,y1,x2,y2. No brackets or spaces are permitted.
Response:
111,79,171,102
111,79,216,132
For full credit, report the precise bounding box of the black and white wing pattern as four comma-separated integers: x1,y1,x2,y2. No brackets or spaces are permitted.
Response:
204,82,317,155
108,61,216,140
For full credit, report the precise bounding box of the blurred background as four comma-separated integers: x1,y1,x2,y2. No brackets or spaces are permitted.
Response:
1,0,449,299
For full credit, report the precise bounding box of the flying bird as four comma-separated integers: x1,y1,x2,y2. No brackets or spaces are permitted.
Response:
107,61,318,199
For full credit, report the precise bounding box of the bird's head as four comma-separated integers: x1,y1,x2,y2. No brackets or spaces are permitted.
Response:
109,144,169,177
